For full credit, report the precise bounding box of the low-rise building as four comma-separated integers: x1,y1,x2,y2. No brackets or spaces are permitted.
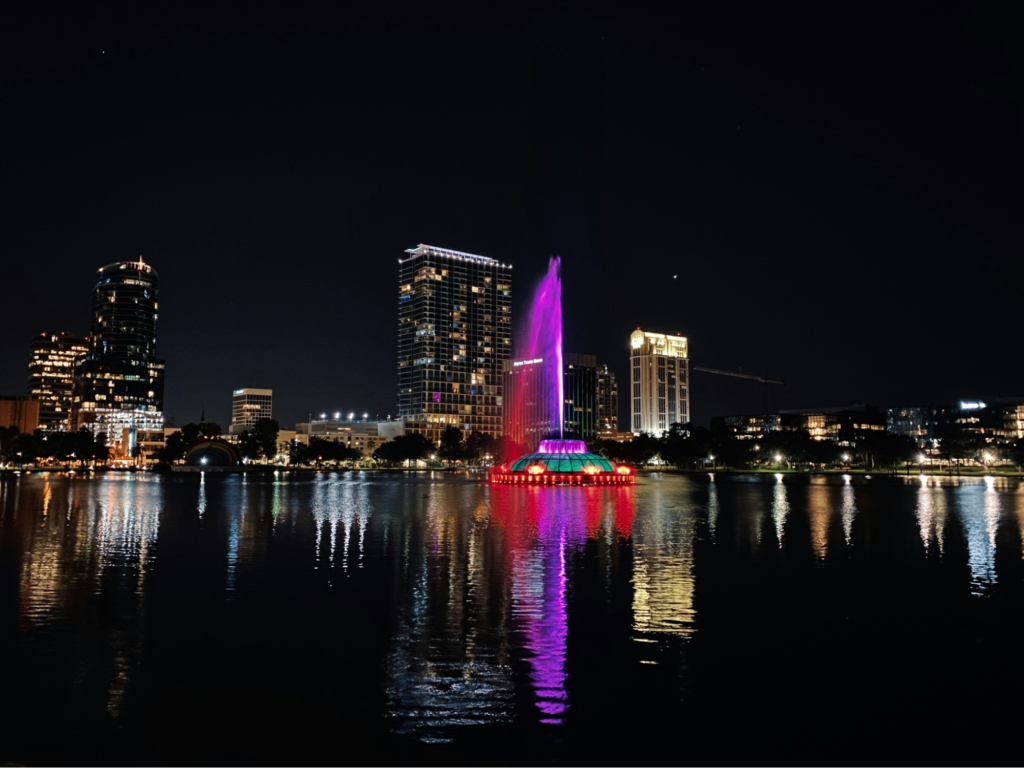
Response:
0,396,40,434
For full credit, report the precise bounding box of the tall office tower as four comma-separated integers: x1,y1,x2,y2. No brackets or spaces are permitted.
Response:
229,388,273,434
72,258,166,461
503,357,557,450
596,363,618,433
28,332,89,432
563,353,597,441
630,329,689,436
398,244,512,443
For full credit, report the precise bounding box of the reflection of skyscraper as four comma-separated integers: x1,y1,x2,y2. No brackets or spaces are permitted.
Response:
72,258,165,461
28,332,89,432
631,485,697,638
397,244,512,444
630,329,689,436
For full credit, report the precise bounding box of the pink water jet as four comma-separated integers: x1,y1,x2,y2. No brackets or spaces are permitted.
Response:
507,257,563,455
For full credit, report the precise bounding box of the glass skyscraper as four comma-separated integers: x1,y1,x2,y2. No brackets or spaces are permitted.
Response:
72,258,165,461
563,353,597,442
398,244,512,443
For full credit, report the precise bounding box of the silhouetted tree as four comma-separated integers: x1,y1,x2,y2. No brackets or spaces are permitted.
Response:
438,425,468,465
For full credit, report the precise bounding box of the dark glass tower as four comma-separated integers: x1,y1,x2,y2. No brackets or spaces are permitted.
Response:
73,258,165,461
563,353,597,441
398,244,512,443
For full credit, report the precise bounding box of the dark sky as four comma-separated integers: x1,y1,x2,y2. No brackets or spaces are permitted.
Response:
2,2,1021,428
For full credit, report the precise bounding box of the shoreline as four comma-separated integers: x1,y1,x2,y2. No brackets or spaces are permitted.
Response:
2,466,1021,478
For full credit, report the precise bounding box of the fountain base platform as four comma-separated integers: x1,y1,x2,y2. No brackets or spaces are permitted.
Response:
488,439,635,485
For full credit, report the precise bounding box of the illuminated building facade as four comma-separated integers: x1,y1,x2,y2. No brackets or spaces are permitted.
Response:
630,329,689,436
596,363,618,433
398,244,512,443
887,399,1024,445
27,332,89,432
0,396,40,434
72,258,165,462
503,357,555,450
228,388,273,435
563,353,597,441
778,406,886,444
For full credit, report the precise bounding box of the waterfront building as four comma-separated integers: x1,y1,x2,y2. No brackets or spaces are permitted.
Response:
503,357,556,450
72,257,165,462
596,363,618,433
27,332,90,432
778,405,885,445
300,417,395,456
564,353,598,442
630,329,689,436
886,399,1024,445
397,244,512,443
711,413,782,439
229,388,273,435
0,396,40,434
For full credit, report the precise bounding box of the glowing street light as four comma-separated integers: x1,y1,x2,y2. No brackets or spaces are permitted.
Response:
348,412,355,420
363,413,368,419
775,453,782,463
334,412,341,419
841,453,849,462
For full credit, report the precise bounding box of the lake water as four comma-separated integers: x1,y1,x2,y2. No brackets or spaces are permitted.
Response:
2,470,1024,765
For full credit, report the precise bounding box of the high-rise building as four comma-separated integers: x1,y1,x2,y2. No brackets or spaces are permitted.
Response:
72,257,165,462
563,353,597,441
503,353,599,447
28,332,89,432
398,244,512,443
630,329,689,436
229,388,273,435
503,357,556,450
596,363,618,433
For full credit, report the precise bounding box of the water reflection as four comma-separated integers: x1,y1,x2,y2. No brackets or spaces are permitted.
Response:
772,474,789,547
632,486,696,637
841,475,857,546
806,480,832,561
956,478,1001,596
915,476,948,555
8,472,1024,760
310,476,374,572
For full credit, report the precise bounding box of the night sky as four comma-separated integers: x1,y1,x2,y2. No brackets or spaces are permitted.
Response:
2,2,1021,428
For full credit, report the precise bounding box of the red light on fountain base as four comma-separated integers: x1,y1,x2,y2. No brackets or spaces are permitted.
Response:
488,440,635,485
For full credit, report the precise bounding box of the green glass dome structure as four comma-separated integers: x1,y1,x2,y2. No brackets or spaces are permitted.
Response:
509,446,614,473
490,440,634,485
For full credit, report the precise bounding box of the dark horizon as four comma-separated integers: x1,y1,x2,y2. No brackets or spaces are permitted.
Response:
2,3,1021,429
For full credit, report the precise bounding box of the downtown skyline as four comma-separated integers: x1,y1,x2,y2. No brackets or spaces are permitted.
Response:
1,3,1020,429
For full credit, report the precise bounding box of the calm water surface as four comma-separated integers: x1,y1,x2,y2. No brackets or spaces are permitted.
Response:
2,470,1024,765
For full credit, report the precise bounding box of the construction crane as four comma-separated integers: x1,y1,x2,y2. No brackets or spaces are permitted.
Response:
691,366,785,414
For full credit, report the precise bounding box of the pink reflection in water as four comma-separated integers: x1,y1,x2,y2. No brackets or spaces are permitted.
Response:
491,486,635,725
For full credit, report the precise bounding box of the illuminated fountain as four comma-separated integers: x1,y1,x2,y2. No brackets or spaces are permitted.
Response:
491,258,634,485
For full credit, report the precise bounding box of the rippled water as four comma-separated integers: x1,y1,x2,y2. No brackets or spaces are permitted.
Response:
2,470,1024,765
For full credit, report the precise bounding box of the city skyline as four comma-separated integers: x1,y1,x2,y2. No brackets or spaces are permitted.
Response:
1,5,1020,430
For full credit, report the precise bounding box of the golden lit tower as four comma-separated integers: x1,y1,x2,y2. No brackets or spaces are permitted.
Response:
28,332,89,432
630,329,689,436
